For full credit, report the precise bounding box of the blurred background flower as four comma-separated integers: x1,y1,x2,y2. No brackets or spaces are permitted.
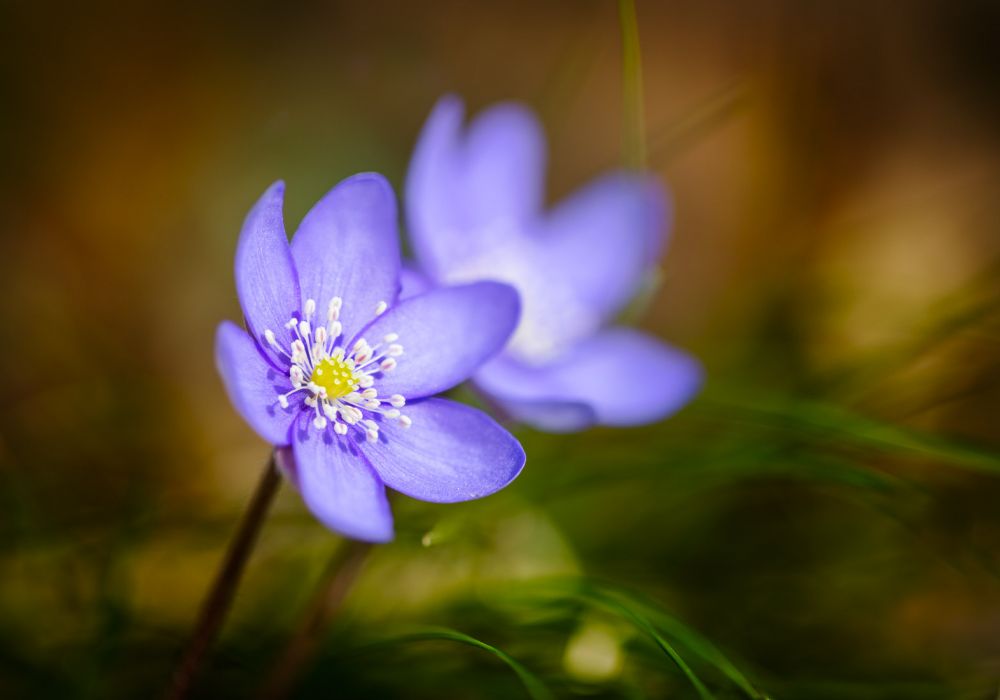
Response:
404,96,703,432
1,1,999,698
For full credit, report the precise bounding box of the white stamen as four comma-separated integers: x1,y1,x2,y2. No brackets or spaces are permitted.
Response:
327,297,342,321
398,414,412,428
340,406,362,424
271,297,408,435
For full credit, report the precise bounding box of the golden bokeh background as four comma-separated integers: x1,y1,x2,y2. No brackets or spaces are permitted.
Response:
2,1,999,697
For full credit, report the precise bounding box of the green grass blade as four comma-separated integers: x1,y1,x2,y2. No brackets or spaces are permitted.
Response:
618,0,646,169
362,628,555,700
589,583,772,699
703,392,1000,475
584,588,716,700
500,577,772,699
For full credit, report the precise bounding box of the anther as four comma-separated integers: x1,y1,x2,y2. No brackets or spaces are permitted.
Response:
340,406,362,424
304,298,316,318
327,297,342,322
313,415,327,430
389,394,406,408
383,333,399,343
398,414,412,428
387,344,404,357
374,300,388,316
380,358,397,372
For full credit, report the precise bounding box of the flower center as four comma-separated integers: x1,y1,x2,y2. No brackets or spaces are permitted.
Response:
262,296,411,441
440,221,600,364
310,356,360,399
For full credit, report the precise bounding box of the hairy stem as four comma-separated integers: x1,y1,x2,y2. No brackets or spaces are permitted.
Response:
166,453,282,700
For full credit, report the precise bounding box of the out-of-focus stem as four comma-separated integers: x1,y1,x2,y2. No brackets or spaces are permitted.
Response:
166,453,282,700
618,0,647,170
259,540,373,700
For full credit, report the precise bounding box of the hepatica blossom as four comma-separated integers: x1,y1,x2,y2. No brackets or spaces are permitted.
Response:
404,96,703,432
216,174,525,542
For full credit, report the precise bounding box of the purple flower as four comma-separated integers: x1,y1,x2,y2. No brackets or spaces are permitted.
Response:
215,174,525,542
404,96,703,433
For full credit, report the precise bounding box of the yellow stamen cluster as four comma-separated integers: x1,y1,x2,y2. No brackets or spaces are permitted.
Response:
310,355,361,400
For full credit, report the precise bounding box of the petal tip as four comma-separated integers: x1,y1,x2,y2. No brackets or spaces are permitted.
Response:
341,170,392,190
433,93,465,118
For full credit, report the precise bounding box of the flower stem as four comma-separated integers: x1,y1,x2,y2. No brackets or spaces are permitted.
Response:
166,452,282,700
618,0,647,170
259,540,373,700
